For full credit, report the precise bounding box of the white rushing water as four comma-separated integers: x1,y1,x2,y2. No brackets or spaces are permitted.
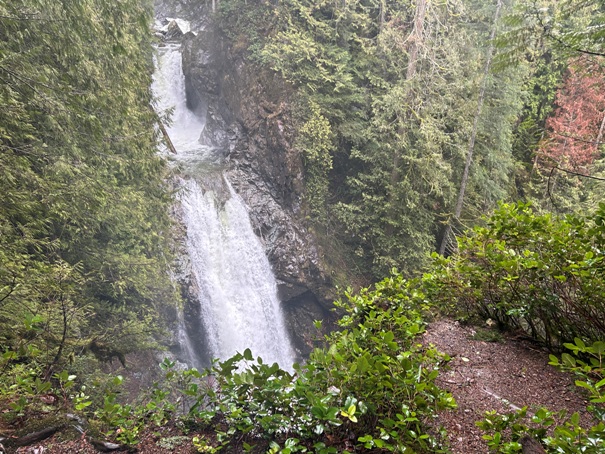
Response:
152,42,216,172
152,28,295,369
180,178,295,367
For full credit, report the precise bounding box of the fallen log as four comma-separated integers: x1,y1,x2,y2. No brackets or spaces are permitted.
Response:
13,425,63,446
157,119,178,154
89,438,122,452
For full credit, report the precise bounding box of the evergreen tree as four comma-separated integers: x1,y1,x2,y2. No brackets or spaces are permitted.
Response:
0,0,178,376
216,0,531,278
497,0,605,213
540,58,605,171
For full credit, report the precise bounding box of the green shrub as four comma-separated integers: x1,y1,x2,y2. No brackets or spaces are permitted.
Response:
1,273,456,452
427,202,605,349
183,272,455,453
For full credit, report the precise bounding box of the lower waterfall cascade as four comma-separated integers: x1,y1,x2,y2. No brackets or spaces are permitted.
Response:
152,19,296,370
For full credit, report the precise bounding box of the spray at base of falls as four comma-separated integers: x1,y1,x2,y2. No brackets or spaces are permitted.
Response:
152,21,295,370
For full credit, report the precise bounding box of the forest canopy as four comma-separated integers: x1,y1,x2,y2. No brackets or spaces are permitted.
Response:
217,0,605,279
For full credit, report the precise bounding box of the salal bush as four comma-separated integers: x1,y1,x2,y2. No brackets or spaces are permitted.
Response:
186,273,455,453
1,274,454,452
427,202,605,349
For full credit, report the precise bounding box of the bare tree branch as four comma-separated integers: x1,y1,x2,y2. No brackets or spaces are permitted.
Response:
532,1,605,58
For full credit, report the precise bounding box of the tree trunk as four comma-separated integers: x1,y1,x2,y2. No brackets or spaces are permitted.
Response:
439,0,503,255
379,0,386,31
405,0,427,85
595,111,605,147
157,118,178,154
44,297,68,381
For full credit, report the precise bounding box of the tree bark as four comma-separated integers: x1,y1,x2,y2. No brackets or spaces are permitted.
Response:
595,111,605,148
157,118,178,154
405,0,427,85
439,0,503,255
379,0,386,31
13,426,63,447
44,297,68,381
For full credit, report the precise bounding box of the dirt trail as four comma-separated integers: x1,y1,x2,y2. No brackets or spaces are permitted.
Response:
424,319,589,453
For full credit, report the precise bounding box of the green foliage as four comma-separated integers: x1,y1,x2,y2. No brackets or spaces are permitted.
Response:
215,0,605,283
470,327,504,343
509,53,565,197
168,272,455,453
158,436,190,450
296,100,334,222
2,273,545,452
427,202,605,349
550,337,605,420
4,274,447,451
495,0,605,66
477,339,605,452
216,0,530,278
0,0,179,378
192,435,223,453
306,273,456,451
0,357,49,416
494,0,605,214
94,375,144,444
0,355,191,446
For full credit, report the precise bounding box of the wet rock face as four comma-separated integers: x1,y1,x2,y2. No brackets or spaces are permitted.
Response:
158,2,335,356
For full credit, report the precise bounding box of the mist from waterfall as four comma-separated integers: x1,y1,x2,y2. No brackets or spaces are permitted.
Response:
152,26,295,370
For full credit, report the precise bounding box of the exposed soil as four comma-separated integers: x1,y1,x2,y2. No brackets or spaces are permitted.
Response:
2,319,592,453
424,319,590,454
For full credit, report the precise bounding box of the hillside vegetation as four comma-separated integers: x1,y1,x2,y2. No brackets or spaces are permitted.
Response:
216,0,605,280
3,208,604,452
0,0,178,383
1,0,605,453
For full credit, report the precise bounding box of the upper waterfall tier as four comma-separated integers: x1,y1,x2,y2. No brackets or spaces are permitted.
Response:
152,42,223,172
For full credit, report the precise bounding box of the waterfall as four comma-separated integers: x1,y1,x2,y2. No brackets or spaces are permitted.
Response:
152,24,295,369
180,178,296,367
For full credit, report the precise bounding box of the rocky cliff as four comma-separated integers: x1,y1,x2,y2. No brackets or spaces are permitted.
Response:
155,0,335,358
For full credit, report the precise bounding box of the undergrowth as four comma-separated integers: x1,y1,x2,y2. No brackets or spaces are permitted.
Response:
426,202,605,350
477,337,605,452
3,203,605,452
0,273,455,453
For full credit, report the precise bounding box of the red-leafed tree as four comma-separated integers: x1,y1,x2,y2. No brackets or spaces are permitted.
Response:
540,58,605,170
